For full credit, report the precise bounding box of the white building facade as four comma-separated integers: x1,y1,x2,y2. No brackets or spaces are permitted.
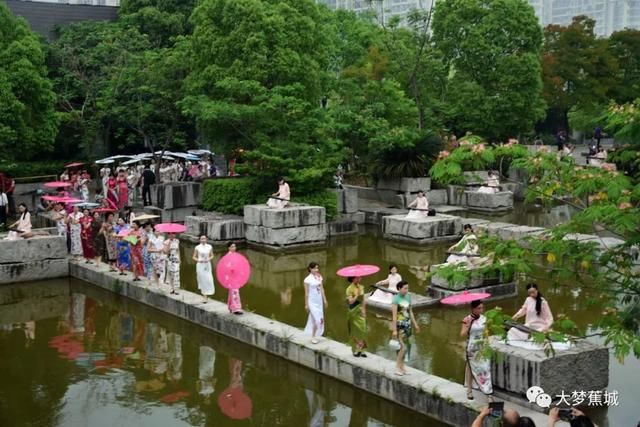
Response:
317,0,640,36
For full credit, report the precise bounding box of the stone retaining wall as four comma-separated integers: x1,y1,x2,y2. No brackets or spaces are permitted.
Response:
244,204,327,249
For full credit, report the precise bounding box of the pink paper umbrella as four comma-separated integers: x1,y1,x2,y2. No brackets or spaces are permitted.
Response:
43,195,82,203
216,252,251,290
44,181,73,188
336,264,380,278
440,291,491,306
154,223,187,234
65,162,84,168
117,229,131,237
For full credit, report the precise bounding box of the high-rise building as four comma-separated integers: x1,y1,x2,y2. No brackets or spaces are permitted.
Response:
317,0,640,36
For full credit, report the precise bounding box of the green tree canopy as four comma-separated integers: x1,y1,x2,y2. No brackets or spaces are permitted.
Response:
608,29,640,104
0,3,57,161
431,0,545,141
119,0,197,47
183,0,343,192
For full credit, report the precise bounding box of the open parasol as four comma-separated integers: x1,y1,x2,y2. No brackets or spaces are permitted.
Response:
440,290,491,306
42,195,82,203
133,213,160,221
74,202,100,209
216,252,251,290
117,229,131,237
65,162,84,168
44,181,72,188
93,207,116,213
154,223,187,234
218,387,253,420
94,158,115,165
336,264,380,278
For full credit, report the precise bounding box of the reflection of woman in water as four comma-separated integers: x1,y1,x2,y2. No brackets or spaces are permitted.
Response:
197,346,216,403
305,388,326,427
218,358,252,420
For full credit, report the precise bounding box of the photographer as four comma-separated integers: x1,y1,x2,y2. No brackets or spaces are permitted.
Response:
548,407,597,427
471,406,535,427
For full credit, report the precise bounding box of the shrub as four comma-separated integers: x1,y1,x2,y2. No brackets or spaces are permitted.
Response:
202,177,260,215
298,190,338,221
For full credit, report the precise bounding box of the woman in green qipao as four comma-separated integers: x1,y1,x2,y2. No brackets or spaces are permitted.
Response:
346,276,368,357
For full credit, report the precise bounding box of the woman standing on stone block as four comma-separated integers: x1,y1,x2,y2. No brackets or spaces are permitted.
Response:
193,235,215,303
80,208,95,262
346,276,367,357
304,262,327,344
460,300,492,400
226,242,244,314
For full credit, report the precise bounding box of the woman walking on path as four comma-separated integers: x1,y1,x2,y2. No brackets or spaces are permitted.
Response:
80,208,95,262
91,211,105,267
460,300,493,400
116,234,131,275
67,205,84,258
142,223,154,279
193,235,215,303
390,281,420,376
304,262,328,344
345,276,368,357
107,173,118,208
129,222,145,281
104,213,118,272
116,170,128,210
226,242,243,314
164,233,181,294
148,231,166,286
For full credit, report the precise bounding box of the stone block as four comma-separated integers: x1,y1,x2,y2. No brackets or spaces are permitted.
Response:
329,189,345,213
382,214,462,244
465,191,514,212
376,189,401,206
151,182,201,209
243,205,325,228
340,211,365,225
0,258,69,284
502,182,525,201
475,221,517,237
497,225,546,240
0,235,67,264
343,185,378,201
185,215,207,236
343,187,359,213
328,219,358,236
245,224,327,247
491,338,609,408
376,177,431,192
246,248,327,273
381,244,444,268
206,218,245,241
429,281,517,300
426,189,448,205
446,185,467,206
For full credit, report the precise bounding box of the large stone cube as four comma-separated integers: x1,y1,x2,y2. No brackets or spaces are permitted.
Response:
382,214,462,244
0,235,67,264
245,224,326,247
151,182,201,209
465,190,514,212
376,177,431,192
243,204,325,228
430,263,501,291
490,338,609,410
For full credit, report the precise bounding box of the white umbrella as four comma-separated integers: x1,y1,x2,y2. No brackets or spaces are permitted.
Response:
95,159,115,165
188,149,213,156
107,155,135,160
122,157,143,165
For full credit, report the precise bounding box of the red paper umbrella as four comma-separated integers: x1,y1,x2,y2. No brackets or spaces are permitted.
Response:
154,223,187,233
65,162,84,168
93,208,116,213
216,252,251,290
440,291,491,306
336,264,380,278
218,387,252,420
44,181,73,188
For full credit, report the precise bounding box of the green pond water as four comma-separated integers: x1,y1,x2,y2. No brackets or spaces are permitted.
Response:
1,219,638,426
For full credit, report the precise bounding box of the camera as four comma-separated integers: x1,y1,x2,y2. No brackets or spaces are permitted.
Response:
558,408,574,421
489,401,504,418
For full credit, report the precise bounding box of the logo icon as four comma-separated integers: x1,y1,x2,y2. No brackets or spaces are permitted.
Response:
527,386,552,408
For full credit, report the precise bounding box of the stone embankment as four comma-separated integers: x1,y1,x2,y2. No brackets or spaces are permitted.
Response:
0,234,68,284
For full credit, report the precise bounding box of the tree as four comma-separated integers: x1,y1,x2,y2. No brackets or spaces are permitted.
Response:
608,29,640,104
183,0,343,193
430,139,640,360
431,0,545,141
100,41,194,162
48,22,151,157
541,16,618,132
0,3,57,161
119,0,197,47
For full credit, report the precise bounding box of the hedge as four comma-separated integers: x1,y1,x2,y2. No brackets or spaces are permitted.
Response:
202,177,260,215
202,178,338,220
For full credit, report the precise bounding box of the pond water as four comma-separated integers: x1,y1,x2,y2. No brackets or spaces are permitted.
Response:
0,279,444,427
176,226,637,427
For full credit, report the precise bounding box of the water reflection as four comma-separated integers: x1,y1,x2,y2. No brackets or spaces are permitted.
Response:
0,279,444,427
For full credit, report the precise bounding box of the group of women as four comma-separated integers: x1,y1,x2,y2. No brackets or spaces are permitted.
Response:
302,261,556,399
